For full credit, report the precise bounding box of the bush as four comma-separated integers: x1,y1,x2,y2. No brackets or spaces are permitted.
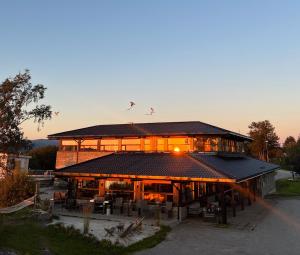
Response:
0,171,35,207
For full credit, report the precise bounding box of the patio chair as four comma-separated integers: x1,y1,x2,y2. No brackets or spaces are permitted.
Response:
119,222,134,238
104,227,116,237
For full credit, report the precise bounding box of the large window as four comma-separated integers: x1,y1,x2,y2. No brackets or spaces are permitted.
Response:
167,137,190,152
144,183,173,202
157,138,165,151
100,139,119,151
121,139,141,151
144,139,151,151
61,140,78,151
195,137,219,152
80,139,98,151
77,179,99,198
105,180,134,200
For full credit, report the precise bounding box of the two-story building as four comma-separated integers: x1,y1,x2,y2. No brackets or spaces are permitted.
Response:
49,121,278,221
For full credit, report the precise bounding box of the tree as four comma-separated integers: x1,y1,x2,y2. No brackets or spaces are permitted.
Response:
0,70,52,157
283,136,296,150
282,137,300,173
28,145,58,170
248,120,280,161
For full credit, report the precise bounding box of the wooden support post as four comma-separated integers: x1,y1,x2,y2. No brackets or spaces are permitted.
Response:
247,182,252,206
253,181,256,202
240,184,244,211
99,179,105,197
177,183,183,221
221,184,227,224
231,189,236,217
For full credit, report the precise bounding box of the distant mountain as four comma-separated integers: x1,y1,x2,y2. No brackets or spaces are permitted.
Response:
31,139,59,148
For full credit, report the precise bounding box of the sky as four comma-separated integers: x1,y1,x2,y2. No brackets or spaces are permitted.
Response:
1,0,300,142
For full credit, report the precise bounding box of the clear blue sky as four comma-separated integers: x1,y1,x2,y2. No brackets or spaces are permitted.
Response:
1,0,300,142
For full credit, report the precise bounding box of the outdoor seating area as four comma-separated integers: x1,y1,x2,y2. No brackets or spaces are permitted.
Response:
53,191,177,220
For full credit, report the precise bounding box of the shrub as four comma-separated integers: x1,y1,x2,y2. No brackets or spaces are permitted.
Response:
0,171,35,207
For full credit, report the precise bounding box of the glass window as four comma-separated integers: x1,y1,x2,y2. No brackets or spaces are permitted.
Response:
195,137,219,152
167,137,190,152
80,139,98,151
144,139,151,151
157,138,165,151
100,139,119,151
143,183,173,203
121,139,141,151
61,140,77,151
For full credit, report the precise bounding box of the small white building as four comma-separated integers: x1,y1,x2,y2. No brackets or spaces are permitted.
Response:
0,153,31,178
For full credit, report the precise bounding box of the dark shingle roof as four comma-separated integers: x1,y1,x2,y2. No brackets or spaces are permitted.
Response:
48,121,251,141
191,153,279,181
55,153,227,180
55,152,278,182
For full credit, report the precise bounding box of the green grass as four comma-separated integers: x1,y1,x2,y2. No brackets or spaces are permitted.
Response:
276,179,300,196
0,210,171,255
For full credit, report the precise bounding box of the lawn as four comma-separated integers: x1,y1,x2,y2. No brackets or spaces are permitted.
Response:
276,179,300,196
0,209,171,255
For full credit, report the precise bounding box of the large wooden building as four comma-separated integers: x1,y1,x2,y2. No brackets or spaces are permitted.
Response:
49,121,278,221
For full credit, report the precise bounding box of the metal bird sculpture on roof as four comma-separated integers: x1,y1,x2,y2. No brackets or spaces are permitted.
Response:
127,101,136,110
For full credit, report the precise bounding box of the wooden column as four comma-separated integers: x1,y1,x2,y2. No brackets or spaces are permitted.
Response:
99,179,105,197
253,180,256,202
240,183,245,210
247,181,252,206
76,140,81,164
220,184,227,224
134,181,143,201
178,183,183,221
231,189,236,217
118,139,122,151
140,138,145,151
173,183,180,205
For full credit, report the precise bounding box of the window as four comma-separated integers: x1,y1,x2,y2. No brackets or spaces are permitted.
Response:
80,139,98,151
144,139,151,151
100,139,119,151
157,138,165,151
77,179,99,198
195,137,219,152
144,183,173,202
167,137,190,152
121,139,141,151
61,140,78,151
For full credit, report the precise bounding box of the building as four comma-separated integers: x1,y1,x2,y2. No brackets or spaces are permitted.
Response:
0,153,31,178
49,121,279,222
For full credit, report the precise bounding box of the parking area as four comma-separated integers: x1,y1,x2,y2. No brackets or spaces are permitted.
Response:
137,197,300,255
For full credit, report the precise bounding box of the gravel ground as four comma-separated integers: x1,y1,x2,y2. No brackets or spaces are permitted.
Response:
51,215,159,246
136,198,300,255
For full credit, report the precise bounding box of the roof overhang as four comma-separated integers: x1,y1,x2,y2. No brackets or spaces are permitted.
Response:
54,171,236,183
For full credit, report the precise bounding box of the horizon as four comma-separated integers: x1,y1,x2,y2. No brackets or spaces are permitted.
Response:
1,1,300,143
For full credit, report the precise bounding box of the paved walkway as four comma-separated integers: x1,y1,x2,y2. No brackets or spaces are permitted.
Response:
137,198,300,255
275,169,293,180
